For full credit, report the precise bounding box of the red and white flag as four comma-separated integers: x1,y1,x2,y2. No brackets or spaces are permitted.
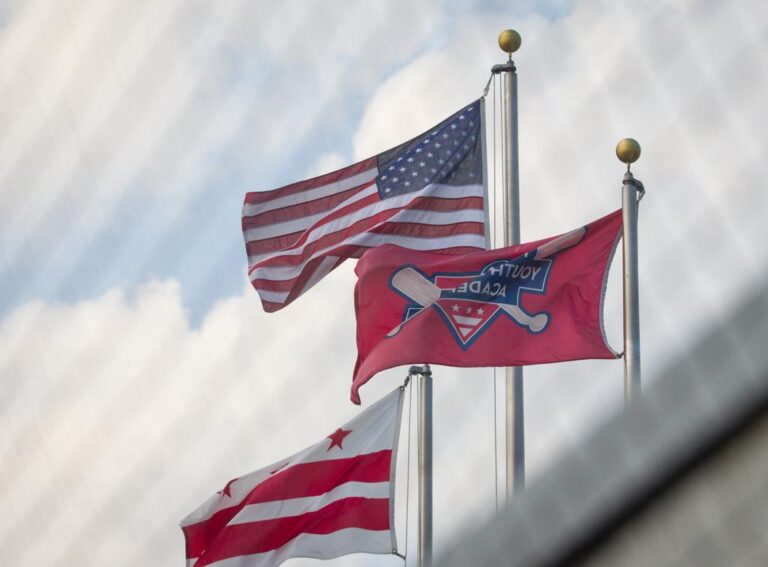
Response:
242,100,486,312
181,388,405,566
351,210,623,403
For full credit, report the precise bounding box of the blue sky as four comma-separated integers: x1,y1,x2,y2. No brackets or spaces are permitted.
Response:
1,1,767,565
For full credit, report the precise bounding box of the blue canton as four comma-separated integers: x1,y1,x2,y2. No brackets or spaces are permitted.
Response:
376,100,482,199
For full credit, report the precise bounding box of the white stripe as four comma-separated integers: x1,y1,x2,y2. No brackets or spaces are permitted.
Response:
394,207,485,226
245,181,482,247
251,231,487,292
243,167,378,217
205,528,392,567
454,314,481,325
299,255,339,295
243,184,378,241
246,206,485,265
231,481,389,524
247,182,483,265
247,209,484,269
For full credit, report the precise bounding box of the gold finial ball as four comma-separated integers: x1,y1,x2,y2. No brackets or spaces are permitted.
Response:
616,138,641,164
498,29,521,55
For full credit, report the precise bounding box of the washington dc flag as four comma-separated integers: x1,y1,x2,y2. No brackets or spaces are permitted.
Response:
181,388,405,566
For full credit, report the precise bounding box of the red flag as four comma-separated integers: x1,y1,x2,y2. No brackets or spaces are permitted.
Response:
181,388,404,566
351,210,623,404
242,100,486,312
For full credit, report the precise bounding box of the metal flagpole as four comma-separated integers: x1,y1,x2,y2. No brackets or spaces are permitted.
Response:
412,364,433,567
616,138,643,404
492,29,525,498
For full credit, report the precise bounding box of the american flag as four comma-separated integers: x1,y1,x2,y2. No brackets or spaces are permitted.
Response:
242,100,487,312
180,387,404,567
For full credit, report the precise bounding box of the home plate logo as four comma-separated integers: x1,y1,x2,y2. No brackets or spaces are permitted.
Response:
438,299,498,344
387,227,585,348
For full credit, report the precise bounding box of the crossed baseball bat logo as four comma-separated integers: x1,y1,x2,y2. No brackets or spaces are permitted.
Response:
387,226,586,337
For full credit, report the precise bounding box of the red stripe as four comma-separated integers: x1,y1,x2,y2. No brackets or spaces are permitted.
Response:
274,193,483,251
249,207,396,271
243,157,378,205
193,497,389,566
245,231,305,259
261,299,284,313
251,197,484,270
244,193,482,265
427,245,484,255
244,190,382,259
242,182,372,228
183,450,391,559
369,221,485,239
248,221,484,292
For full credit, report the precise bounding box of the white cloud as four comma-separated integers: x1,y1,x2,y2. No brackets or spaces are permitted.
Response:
305,152,349,179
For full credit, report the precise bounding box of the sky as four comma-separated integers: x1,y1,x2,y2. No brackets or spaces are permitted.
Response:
1,0,767,565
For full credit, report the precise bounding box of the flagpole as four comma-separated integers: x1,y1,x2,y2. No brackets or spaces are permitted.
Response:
412,364,433,567
493,29,525,498
616,138,643,404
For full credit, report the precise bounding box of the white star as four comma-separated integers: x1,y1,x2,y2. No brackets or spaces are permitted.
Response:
400,167,406,172
411,171,418,176
443,133,449,139
450,124,457,129
452,304,460,312
393,177,399,182
415,148,422,153
381,175,387,180
423,177,429,182
465,306,472,314
397,157,403,162
438,159,445,164
419,162,426,167
431,168,437,173
427,152,434,158
469,121,475,127
435,143,442,148
459,114,465,120
477,308,485,315
407,157,414,162
389,165,395,171
404,181,410,186
384,187,391,193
